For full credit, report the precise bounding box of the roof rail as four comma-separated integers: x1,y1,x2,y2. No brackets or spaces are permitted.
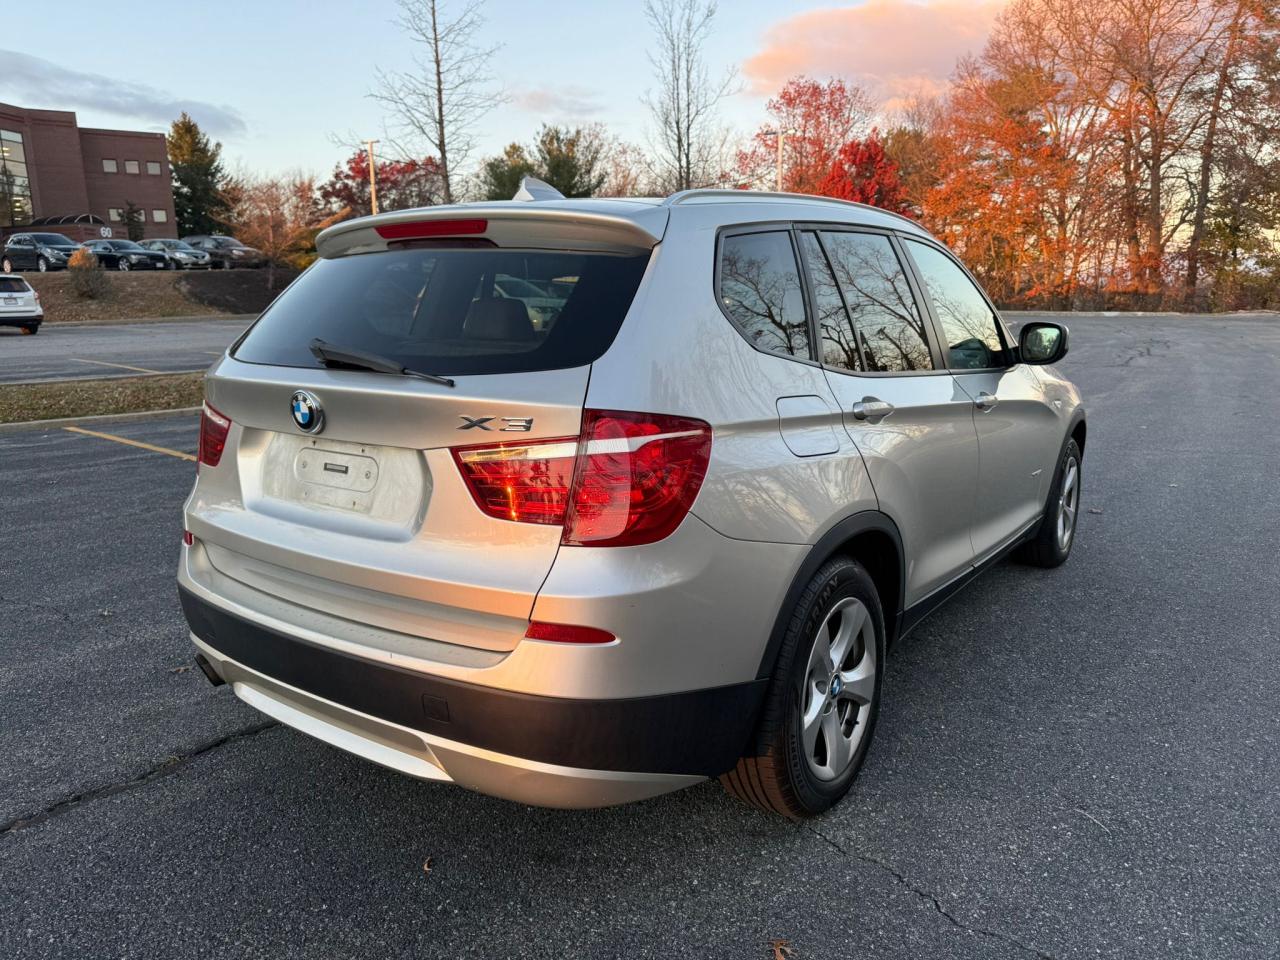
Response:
662,188,921,229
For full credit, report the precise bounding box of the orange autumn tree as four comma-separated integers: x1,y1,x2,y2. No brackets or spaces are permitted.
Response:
921,59,1081,306
736,77,873,193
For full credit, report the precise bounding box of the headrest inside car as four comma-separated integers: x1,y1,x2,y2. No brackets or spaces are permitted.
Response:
463,298,536,341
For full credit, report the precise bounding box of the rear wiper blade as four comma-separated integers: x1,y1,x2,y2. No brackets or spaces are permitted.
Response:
309,338,455,388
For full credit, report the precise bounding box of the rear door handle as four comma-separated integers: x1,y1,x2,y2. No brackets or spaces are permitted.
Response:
851,397,894,422
974,392,999,411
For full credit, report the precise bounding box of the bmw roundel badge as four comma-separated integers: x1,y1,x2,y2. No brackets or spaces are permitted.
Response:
290,390,324,434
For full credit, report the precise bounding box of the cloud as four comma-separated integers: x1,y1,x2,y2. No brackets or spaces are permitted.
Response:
0,51,247,136
510,86,605,119
744,0,1005,108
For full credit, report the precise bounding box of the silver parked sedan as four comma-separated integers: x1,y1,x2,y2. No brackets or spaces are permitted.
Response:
140,238,213,270
178,181,1085,818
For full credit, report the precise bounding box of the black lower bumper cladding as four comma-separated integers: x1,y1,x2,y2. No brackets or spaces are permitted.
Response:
178,586,766,777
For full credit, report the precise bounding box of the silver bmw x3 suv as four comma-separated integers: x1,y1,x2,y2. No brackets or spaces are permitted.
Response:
179,182,1085,819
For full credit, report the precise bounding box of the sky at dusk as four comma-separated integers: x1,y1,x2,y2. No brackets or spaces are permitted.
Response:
1,0,1002,178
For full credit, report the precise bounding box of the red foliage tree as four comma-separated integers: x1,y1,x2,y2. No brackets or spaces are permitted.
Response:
735,77,873,193
817,131,912,214
318,150,445,219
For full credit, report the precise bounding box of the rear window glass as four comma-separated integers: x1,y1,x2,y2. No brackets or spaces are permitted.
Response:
233,247,651,376
0,277,29,293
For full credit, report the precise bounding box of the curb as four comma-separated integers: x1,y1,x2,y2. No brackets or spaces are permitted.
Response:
1003,309,1280,318
2,369,206,388
42,313,256,329
0,406,201,436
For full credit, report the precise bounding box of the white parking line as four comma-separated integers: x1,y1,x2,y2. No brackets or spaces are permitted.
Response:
71,358,164,375
62,426,195,461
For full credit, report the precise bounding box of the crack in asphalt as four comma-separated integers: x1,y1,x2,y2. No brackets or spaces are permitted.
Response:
806,824,1060,960
0,721,278,838
0,594,73,622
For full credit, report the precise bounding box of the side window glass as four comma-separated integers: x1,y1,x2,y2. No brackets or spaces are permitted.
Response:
718,231,810,359
820,231,933,372
799,232,861,372
904,239,1006,369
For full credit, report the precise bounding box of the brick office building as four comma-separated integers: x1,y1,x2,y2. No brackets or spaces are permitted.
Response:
0,101,177,241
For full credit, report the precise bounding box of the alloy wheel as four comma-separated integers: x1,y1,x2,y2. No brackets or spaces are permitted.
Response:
1057,456,1079,550
800,596,877,781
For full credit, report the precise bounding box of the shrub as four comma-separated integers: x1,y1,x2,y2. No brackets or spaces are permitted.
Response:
68,247,111,300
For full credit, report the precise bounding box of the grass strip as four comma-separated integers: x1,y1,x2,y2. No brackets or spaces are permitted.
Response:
0,373,204,424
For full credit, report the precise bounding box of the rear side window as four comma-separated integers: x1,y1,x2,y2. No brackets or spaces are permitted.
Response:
0,277,28,293
903,239,1007,369
821,231,933,373
233,247,650,376
718,231,810,359
799,232,861,372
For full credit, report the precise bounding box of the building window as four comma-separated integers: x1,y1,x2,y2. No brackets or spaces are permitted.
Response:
152,209,168,223
103,158,118,174
108,208,123,222
124,160,140,175
1,129,34,228
146,161,162,175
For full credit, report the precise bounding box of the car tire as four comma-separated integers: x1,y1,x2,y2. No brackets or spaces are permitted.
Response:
37,257,48,272
1,258,11,274
1017,437,1082,568
22,325,38,335
721,556,885,820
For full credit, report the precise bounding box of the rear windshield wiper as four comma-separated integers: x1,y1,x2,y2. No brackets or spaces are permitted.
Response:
309,338,455,388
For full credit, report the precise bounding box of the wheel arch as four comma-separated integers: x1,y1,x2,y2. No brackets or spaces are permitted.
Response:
755,510,905,681
1069,413,1087,456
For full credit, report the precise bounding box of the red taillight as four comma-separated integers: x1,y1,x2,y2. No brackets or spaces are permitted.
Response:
197,402,231,467
452,437,579,524
564,410,712,547
375,218,487,240
524,621,616,644
182,530,194,546
452,409,712,548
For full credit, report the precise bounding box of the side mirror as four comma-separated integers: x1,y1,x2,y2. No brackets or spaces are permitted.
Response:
1019,321,1069,365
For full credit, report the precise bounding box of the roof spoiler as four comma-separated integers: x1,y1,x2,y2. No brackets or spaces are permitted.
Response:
316,204,668,258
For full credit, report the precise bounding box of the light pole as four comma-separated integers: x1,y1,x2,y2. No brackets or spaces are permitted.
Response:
364,139,380,215
765,128,793,192
776,129,785,192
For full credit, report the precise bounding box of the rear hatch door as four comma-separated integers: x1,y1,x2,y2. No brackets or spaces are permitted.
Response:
188,218,658,655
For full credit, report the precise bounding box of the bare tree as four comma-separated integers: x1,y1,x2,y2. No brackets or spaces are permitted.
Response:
643,0,738,192
371,0,500,204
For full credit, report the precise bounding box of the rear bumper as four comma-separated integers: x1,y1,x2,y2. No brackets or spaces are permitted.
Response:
0,312,41,326
179,585,766,806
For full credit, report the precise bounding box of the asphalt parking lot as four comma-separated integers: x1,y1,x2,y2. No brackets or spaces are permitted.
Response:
0,316,252,384
2,312,1279,959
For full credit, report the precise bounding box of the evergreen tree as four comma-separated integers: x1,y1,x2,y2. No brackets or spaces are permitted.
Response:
478,143,536,201
533,126,606,198
121,200,144,241
477,126,608,200
168,113,229,235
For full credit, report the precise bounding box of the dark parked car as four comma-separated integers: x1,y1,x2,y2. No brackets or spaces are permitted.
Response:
140,238,214,270
82,239,169,271
1,232,83,273
181,235,266,269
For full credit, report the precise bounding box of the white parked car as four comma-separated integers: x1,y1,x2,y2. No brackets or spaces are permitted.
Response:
0,274,42,333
